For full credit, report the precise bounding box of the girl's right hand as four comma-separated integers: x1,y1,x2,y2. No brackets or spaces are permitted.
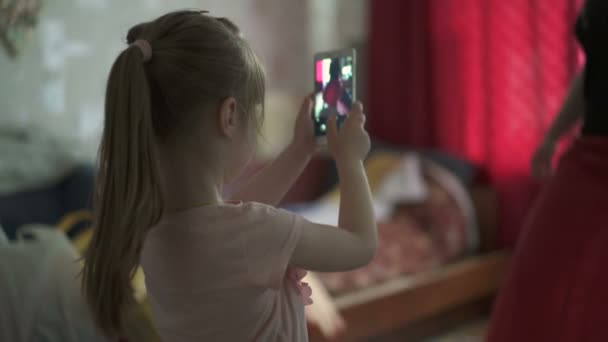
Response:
326,101,370,164
531,139,556,180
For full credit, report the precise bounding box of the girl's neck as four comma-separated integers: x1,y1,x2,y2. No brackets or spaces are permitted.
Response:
158,148,224,213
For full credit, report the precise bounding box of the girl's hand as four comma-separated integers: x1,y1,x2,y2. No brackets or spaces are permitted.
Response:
326,101,370,165
290,96,317,157
304,272,346,338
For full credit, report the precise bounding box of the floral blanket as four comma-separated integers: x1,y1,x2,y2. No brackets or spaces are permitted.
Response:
294,152,477,294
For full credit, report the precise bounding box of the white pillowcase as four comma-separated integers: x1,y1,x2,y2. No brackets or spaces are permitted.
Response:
375,153,428,205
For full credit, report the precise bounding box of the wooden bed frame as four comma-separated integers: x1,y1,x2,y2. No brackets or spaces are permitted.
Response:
307,186,511,341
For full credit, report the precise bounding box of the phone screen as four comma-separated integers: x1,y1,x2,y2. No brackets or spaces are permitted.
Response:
313,53,355,137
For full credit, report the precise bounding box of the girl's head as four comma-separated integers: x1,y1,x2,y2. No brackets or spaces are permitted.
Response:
82,10,265,337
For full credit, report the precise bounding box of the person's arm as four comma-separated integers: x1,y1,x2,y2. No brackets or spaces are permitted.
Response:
230,143,313,206
229,97,316,206
543,68,585,144
532,68,585,178
339,86,353,111
290,102,377,272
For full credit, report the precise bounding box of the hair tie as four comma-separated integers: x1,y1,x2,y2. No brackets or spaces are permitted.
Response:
131,39,152,62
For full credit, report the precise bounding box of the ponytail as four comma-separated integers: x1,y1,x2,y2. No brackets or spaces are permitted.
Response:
82,43,163,337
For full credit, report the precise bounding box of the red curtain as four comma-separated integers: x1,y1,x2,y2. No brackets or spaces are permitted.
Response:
368,0,583,246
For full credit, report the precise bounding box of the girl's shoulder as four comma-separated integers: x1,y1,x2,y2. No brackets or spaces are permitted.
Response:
151,201,296,233
231,201,296,222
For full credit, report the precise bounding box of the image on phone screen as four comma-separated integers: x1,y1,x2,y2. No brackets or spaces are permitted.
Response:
313,53,355,137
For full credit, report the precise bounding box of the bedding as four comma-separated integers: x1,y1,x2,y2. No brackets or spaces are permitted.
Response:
290,151,477,295
323,144,478,196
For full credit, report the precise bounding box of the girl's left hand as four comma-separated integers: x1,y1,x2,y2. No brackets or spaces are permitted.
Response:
291,95,317,157
304,272,346,338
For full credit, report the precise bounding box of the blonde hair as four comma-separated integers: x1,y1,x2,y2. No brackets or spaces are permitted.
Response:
81,10,265,337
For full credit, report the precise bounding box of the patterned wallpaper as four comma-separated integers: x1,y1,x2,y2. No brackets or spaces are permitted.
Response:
0,0,366,159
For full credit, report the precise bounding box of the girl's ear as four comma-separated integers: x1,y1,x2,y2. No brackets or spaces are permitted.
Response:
217,97,239,138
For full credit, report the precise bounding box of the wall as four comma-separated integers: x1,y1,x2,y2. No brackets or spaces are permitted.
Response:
0,0,367,160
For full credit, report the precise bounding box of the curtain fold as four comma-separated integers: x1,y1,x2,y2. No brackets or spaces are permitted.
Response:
368,0,583,246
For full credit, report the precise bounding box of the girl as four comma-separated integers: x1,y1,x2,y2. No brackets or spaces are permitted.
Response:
82,10,377,342
487,1,608,341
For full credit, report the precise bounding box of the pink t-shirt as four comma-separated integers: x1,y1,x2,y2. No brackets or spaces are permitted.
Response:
141,201,310,341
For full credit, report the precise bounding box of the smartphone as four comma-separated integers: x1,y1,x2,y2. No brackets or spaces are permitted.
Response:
312,48,356,144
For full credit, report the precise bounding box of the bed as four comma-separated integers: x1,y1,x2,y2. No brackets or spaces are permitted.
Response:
277,151,510,341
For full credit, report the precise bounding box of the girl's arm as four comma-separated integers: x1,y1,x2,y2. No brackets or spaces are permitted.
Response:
291,158,376,271
230,142,313,206
229,97,316,206
291,104,378,272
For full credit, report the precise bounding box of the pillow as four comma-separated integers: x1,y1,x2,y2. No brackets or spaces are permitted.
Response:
418,149,477,186
374,152,428,204
323,142,477,192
